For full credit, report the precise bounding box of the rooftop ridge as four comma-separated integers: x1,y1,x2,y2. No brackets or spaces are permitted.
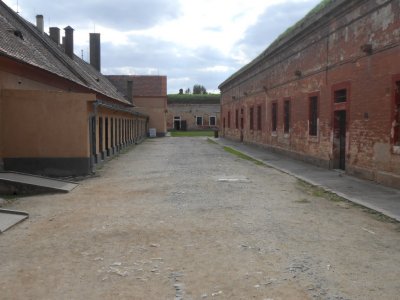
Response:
0,1,130,105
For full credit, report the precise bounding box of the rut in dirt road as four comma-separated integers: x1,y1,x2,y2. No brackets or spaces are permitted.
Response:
0,137,399,300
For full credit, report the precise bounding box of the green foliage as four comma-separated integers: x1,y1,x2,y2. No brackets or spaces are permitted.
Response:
296,179,398,223
167,93,220,104
207,138,218,144
193,84,207,94
223,146,265,166
275,0,333,44
170,130,214,137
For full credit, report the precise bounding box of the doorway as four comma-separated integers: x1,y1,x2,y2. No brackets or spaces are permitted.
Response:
174,116,181,130
333,110,346,170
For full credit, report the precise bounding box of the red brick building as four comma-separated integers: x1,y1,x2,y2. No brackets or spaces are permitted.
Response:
219,0,400,188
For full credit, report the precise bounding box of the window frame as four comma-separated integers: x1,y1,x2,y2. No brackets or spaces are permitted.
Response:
334,89,347,103
309,94,319,137
271,101,278,133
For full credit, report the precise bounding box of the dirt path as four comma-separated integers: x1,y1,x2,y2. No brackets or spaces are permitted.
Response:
1,137,399,300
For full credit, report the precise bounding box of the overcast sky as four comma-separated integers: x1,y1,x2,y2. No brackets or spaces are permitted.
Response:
3,0,321,94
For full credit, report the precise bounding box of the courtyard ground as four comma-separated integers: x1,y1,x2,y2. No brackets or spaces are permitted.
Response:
0,137,399,300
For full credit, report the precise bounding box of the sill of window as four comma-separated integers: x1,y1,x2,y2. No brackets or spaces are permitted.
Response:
308,135,319,143
393,146,400,155
271,132,277,137
284,133,290,138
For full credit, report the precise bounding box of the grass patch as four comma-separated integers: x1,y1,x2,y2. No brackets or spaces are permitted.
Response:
223,146,265,166
170,131,214,137
168,94,220,104
297,179,398,223
297,180,347,202
0,194,19,207
207,138,218,145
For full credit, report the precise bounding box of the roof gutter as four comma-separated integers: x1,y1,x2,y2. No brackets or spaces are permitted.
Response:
93,99,148,117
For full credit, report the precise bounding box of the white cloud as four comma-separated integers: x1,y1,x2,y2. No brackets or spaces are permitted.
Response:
2,0,323,93
198,66,233,73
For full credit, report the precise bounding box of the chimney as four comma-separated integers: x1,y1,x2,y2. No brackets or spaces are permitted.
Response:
36,15,44,34
89,33,101,72
64,26,74,59
49,27,60,45
127,80,133,104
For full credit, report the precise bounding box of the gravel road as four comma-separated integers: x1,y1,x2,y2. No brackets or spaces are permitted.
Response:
0,137,399,300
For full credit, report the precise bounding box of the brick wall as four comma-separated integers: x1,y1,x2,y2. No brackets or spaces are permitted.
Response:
220,0,400,188
167,103,220,130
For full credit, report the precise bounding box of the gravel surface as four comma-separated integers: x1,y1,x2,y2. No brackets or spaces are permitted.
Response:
0,137,399,300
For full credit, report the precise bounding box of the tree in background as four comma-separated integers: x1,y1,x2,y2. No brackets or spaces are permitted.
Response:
185,88,191,94
193,84,207,94
179,88,183,94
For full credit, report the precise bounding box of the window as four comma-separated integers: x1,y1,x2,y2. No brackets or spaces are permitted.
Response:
223,117,226,128
334,89,347,103
228,111,231,128
272,102,278,132
257,106,262,131
196,116,203,126
209,116,216,126
284,99,290,133
309,96,318,136
394,81,400,146
235,109,239,129
249,107,254,130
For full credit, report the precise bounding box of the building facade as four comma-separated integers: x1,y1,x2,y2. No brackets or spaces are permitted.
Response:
219,0,400,188
107,75,168,137
166,95,220,131
0,2,148,177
